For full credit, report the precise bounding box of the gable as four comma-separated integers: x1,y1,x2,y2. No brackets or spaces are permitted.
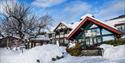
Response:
54,22,71,32
57,23,67,30
67,17,122,40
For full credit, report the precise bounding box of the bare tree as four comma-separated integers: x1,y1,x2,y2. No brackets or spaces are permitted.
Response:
1,2,54,48
37,15,54,34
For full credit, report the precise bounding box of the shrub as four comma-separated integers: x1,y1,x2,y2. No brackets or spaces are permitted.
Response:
66,43,81,56
103,39,125,46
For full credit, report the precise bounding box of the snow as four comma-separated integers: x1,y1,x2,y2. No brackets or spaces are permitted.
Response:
67,14,122,38
56,41,59,46
55,44,125,63
60,21,72,29
100,44,125,60
70,22,80,29
80,14,93,20
0,44,64,63
68,43,76,48
67,14,92,37
67,20,82,37
30,35,50,40
51,21,72,32
99,44,114,50
21,44,63,63
0,44,125,63
106,17,125,28
54,55,125,63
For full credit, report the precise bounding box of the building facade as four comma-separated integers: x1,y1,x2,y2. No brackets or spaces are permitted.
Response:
49,14,124,47
67,14,122,49
28,32,50,48
49,22,72,46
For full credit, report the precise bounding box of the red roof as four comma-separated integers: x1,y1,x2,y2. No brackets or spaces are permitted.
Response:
67,17,122,40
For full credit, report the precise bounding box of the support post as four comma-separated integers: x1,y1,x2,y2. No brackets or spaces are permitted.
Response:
92,37,94,45
54,33,56,44
99,27,103,43
88,37,90,46
59,30,60,45
63,29,65,46
114,35,117,45
82,30,86,49
96,36,98,44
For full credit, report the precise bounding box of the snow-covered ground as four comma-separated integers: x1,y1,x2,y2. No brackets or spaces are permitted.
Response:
0,44,125,63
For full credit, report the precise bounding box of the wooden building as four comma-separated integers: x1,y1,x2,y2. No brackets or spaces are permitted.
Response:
49,22,73,46
67,15,122,49
49,15,124,47
28,33,50,48
107,15,125,38
0,36,21,49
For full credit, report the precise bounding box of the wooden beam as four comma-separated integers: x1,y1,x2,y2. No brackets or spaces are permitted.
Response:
99,27,103,43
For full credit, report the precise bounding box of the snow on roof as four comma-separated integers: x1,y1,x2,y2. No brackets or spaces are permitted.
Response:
51,21,73,32
47,15,125,35
67,14,123,38
31,35,50,40
108,15,125,20
90,16,117,29
106,17,125,27
51,14,124,35
70,22,80,29
67,14,94,37
60,21,72,28
80,14,93,20
91,15,125,29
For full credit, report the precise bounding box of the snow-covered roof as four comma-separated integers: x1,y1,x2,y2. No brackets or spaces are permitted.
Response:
51,14,124,35
31,35,50,40
60,21,72,29
91,16,118,29
106,17,125,27
67,14,122,39
67,14,94,37
80,14,93,20
90,15,125,29
51,21,72,32
70,22,80,29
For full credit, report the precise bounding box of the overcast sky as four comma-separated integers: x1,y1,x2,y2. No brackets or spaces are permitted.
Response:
0,0,125,24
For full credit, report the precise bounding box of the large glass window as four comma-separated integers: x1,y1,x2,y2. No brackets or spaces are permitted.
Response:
116,25,125,33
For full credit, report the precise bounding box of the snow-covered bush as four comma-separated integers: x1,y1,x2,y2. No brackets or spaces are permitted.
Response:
68,43,76,48
67,43,81,56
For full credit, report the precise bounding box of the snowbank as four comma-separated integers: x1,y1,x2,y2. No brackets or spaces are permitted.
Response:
21,44,64,63
100,44,125,60
54,55,125,63
0,48,22,56
99,44,114,50
1,44,125,63
0,44,65,63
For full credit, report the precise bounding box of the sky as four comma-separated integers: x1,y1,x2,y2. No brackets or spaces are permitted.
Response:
0,0,125,24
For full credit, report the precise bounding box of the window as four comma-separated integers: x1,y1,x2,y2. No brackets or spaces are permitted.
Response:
116,25,125,32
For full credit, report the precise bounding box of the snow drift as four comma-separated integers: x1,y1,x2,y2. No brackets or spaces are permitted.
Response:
0,44,66,63
1,44,125,63
100,44,125,60
21,44,65,63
